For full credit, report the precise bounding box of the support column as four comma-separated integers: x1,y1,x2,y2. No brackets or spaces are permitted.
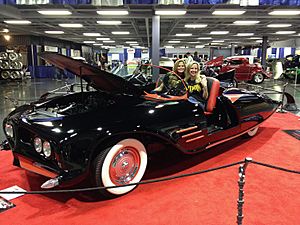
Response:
261,36,268,70
231,44,235,56
209,47,214,60
151,15,160,82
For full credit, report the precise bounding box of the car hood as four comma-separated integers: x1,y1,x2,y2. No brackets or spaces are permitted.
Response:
40,52,144,96
206,56,224,67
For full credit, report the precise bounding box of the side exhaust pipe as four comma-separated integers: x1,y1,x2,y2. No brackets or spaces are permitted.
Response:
41,176,63,189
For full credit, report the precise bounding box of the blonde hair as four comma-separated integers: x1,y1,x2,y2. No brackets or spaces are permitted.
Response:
173,59,186,75
185,61,202,83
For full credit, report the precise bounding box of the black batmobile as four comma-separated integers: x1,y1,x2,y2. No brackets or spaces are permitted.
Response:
2,53,279,198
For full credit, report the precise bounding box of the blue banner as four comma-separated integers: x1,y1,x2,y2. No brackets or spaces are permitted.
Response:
259,0,300,5
1,0,300,5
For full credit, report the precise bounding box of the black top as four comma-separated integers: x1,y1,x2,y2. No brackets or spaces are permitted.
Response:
187,79,205,102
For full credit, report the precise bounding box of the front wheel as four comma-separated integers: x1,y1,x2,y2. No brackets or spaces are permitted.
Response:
252,73,264,84
93,138,147,198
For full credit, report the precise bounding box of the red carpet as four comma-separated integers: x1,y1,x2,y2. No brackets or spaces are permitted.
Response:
0,112,299,225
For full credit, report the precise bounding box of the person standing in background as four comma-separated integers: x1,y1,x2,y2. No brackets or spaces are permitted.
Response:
193,51,201,62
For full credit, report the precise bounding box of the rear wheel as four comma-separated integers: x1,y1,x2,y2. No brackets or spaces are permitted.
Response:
93,138,147,198
245,127,259,137
252,73,264,84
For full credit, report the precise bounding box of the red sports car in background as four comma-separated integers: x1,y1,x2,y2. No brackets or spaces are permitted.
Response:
206,56,270,84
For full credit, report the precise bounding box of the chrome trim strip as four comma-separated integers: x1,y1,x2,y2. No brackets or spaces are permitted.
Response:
176,126,198,134
182,130,202,139
186,135,205,143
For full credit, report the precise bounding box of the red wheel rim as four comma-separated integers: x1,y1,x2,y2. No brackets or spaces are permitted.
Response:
109,146,141,185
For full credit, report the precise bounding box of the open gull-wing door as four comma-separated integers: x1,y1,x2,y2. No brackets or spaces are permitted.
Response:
39,52,144,96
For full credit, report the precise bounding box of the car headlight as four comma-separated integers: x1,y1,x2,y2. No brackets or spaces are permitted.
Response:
5,123,14,138
34,137,42,153
43,141,51,158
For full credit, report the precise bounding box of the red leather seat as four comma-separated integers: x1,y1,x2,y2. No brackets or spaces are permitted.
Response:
205,77,220,114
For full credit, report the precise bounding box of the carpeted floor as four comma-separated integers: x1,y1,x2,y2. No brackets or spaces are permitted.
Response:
0,112,299,225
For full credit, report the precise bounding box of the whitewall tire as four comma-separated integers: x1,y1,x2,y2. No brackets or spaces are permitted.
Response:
94,138,147,197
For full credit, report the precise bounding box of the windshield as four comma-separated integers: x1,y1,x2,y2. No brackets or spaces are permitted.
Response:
110,60,188,99
111,63,139,77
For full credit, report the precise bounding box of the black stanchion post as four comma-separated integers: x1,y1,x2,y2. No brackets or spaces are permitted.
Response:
237,157,252,225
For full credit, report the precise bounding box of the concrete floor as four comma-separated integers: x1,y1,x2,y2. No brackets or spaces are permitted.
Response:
0,77,299,141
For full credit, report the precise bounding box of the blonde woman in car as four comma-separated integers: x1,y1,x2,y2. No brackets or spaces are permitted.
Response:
185,61,209,105
154,59,186,92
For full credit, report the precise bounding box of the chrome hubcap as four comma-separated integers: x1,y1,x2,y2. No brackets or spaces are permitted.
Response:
254,74,263,83
109,147,140,185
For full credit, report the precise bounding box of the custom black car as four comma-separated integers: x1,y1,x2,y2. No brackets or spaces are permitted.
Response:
2,53,280,198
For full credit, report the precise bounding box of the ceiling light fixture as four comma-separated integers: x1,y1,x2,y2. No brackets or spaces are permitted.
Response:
83,41,95,44
4,35,11,41
269,10,300,15
59,23,83,28
37,10,72,15
195,45,205,48
126,41,138,43
164,46,174,48
112,31,130,35
212,10,246,15
168,40,181,43
175,33,192,36
184,24,207,28
45,31,64,34
212,40,225,42
4,20,31,24
236,33,254,36
93,43,103,46
97,10,129,15
275,31,296,34
97,21,122,25
103,40,115,43
97,37,110,40
83,33,101,36
209,43,223,45
197,37,212,40
267,24,292,28
155,10,186,15
249,37,261,40
233,21,260,25
210,31,229,35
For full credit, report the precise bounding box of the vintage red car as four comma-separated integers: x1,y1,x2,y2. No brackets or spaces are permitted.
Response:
206,56,270,84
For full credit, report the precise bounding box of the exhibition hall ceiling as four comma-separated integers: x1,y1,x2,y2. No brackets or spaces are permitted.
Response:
0,4,300,49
